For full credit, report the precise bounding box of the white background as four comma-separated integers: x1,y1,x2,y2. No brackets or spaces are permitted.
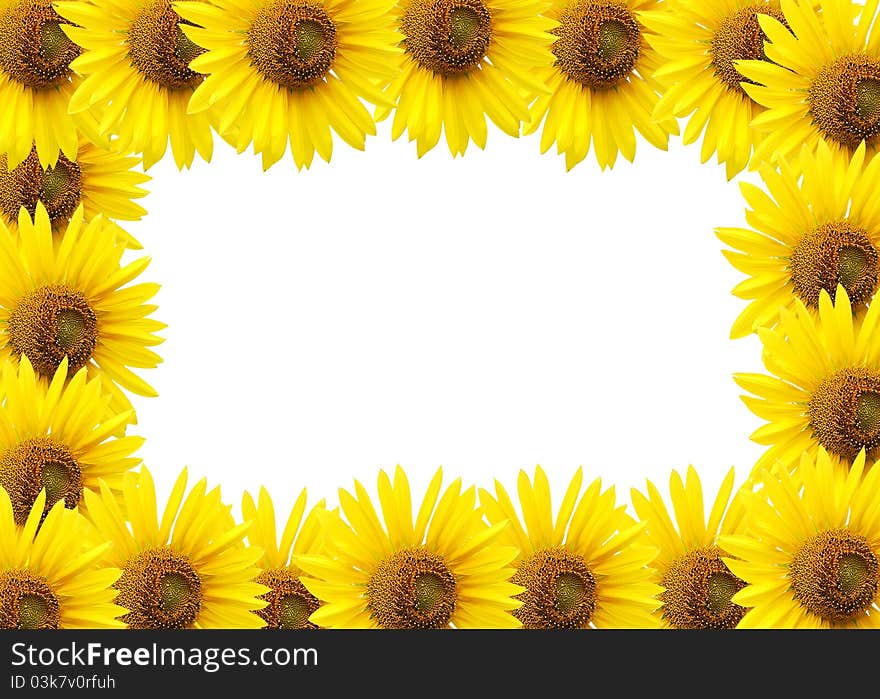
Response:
124,123,767,515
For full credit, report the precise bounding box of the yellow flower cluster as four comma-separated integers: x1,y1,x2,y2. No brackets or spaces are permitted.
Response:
2,0,880,629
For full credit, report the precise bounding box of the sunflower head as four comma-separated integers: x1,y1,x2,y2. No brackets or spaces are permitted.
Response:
0,355,141,526
0,0,80,90
7,283,98,379
808,366,880,463
738,285,880,474
1,488,124,629
632,467,748,629
712,3,787,95
0,437,82,525
85,468,267,629
0,204,163,408
126,0,205,90
724,449,880,628
402,0,492,76
298,467,522,629
0,149,82,229
789,220,879,310
242,487,326,629
551,0,641,91
659,545,746,629
115,546,203,629
510,546,598,628
247,1,339,89
481,466,661,629
810,54,880,152
255,568,321,629
366,546,458,628
789,528,878,623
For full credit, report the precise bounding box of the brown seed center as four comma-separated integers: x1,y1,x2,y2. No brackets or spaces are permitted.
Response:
0,438,82,525
128,0,205,90
0,0,80,90
809,367,880,462
248,2,338,90
790,529,878,624
660,546,747,629
0,149,83,230
115,547,202,629
711,4,787,95
0,571,60,629
789,221,879,310
402,0,492,77
255,568,321,629
552,1,641,91
7,284,98,379
367,547,457,628
810,55,880,151
511,547,597,629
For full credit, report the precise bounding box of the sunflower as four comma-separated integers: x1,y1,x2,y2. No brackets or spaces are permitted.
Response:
56,0,215,170
376,0,553,157
242,487,327,629
84,466,267,628
174,0,400,171
0,356,142,527
297,466,523,628
1,487,124,628
0,204,164,414
631,466,749,628
738,0,880,166
0,139,149,247
719,142,880,338
736,285,880,475
722,448,880,628
480,466,660,628
526,0,678,170
0,0,105,168
642,0,791,179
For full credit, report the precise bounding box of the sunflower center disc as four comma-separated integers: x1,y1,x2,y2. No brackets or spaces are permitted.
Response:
128,0,205,90
857,391,880,433
248,2,338,90
790,529,879,624
789,221,879,310
660,546,746,629
710,4,786,95
116,547,202,629
0,1,80,90
809,367,880,461
0,149,83,229
552,1,640,91
554,571,587,614
7,284,98,378
367,547,457,628
811,55,880,151
402,0,492,77
0,571,60,629
160,573,193,614
255,568,321,629
857,78,880,122
511,547,597,629
0,438,82,525
413,572,445,613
